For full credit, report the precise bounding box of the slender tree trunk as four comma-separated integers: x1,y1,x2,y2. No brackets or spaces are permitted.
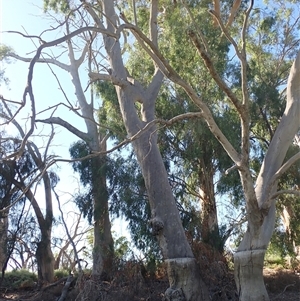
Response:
36,230,55,284
67,46,114,278
91,157,114,279
281,204,298,254
13,172,55,284
198,160,220,249
0,214,8,273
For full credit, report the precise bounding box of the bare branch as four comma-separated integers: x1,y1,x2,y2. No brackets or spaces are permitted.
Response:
89,71,117,83
149,0,159,48
271,152,300,185
213,0,221,27
4,30,47,44
270,190,300,200
132,0,137,26
53,188,82,273
7,53,70,71
35,117,90,142
187,30,244,117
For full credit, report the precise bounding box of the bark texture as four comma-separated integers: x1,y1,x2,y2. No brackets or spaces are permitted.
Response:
91,157,114,278
0,215,8,273
165,258,209,301
36,236,55,284
198,161,219,249
234,250,268,301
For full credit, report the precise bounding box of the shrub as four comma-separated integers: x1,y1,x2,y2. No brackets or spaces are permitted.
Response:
2,269,37,289
54,269,70,280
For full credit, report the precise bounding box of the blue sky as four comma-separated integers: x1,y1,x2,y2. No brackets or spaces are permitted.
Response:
1,1,84,209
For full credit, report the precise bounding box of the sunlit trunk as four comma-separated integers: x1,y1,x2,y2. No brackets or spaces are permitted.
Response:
234,189,276,301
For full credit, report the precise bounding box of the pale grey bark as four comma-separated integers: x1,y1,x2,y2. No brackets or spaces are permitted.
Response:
234,51,300,301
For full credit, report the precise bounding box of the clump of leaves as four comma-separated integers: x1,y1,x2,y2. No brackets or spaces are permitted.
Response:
2,269,37,290
54,269,70,280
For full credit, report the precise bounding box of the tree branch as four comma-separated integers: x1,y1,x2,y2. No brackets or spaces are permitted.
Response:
117,20,241,165
270,189,300,200
271,152,300,186
53,188,82,274
35,117,90,142
7,53,70,71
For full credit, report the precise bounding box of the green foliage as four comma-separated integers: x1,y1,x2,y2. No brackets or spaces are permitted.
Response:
108,152,160,255
265,237,287,268
2,269,37,289
114,235,132,260
54,269,70,279
0,44,14,86
95,81,127,141
43,0,71,13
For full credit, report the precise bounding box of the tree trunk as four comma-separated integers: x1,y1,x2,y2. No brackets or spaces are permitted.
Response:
234,250,268,301
36,234,55,284
132,128,210,300
234,190,276,301
198,160,220,250
92,157,114,279
0,214,8,273
67,46,114,278
281,204,298,254
99,0,210,294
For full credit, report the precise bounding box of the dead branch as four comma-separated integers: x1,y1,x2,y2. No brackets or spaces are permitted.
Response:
41,276,69,291
273,282,296,300
53,188,83,274
57,274,74,301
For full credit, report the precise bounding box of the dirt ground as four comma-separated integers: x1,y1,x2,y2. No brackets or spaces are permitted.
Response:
0,268,299,301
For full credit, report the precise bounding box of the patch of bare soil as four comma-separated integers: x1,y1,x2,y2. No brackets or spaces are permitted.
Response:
264,268,300,301
0,267,299,301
